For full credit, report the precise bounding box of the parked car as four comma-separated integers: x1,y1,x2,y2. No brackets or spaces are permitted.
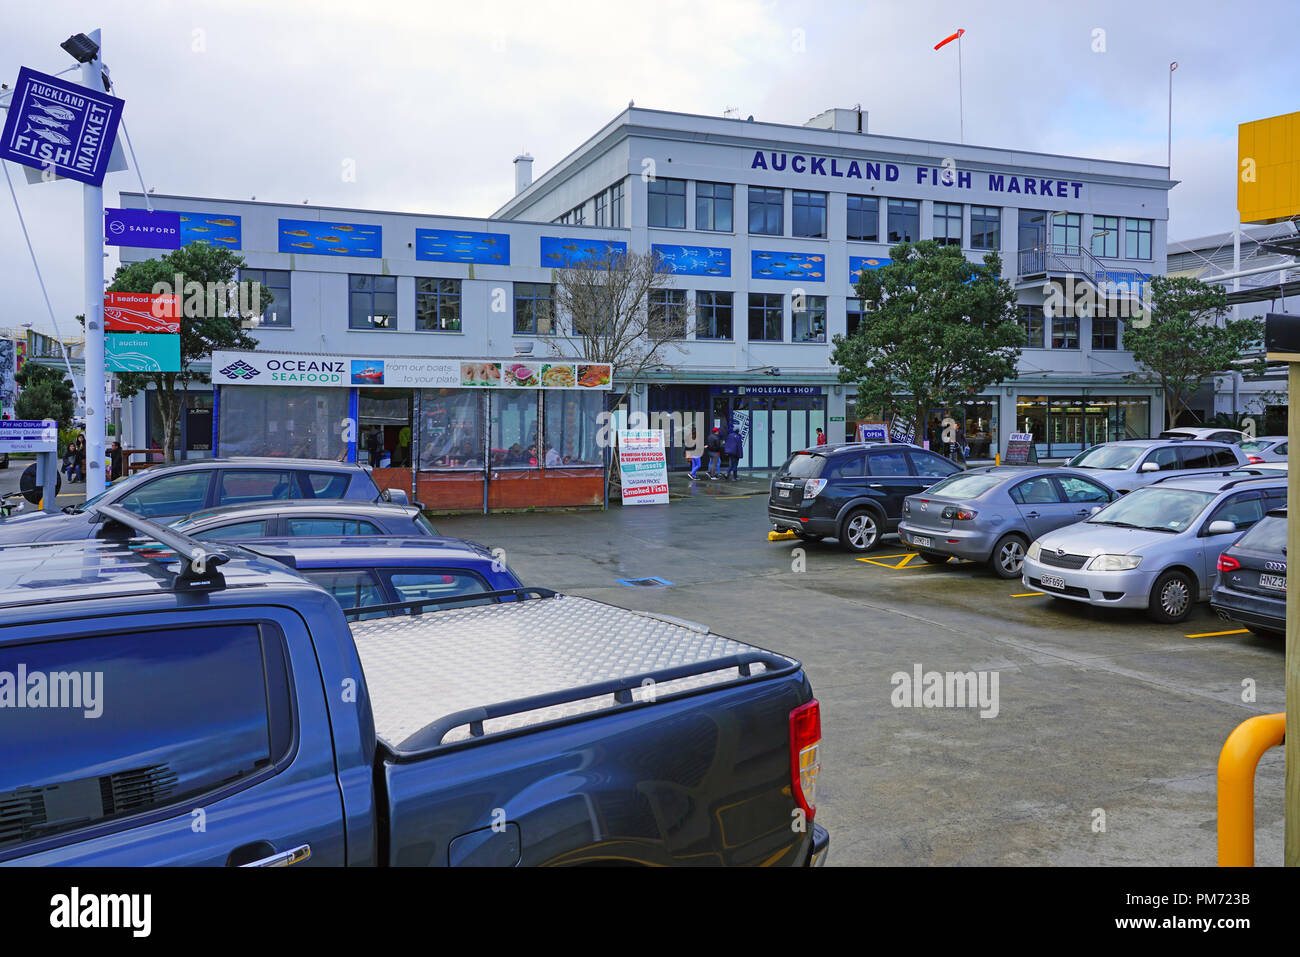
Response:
0,505,829,866
1063,438,1247,494
768,442,963,552
172,500,438,542
1238,436,1288,464
897,466,1119,578
1211,507,1287,638
0,457,399,545
1021,473,1287,623
1158,426,1248,445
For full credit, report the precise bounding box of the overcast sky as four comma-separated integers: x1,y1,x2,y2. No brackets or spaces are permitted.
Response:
2,0,1297,334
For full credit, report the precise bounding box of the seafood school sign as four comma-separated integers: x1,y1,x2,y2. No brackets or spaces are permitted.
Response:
0,67,124,186
617,430,669,506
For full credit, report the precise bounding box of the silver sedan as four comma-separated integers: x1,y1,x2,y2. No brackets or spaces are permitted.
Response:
897,467,1118,579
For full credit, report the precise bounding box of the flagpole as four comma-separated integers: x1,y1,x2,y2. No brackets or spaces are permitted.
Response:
1167,61,1177,172
958,33,964,144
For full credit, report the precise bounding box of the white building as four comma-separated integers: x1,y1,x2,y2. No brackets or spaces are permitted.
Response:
118,105,1175,474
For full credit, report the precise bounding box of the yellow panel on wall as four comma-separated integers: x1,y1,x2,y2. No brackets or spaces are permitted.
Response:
1238,111,1300,224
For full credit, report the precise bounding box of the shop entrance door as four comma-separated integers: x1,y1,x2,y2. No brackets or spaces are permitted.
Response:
710,392,826,471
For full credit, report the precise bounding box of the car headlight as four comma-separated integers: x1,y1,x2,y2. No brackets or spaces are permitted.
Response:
1087,554,1142,571
1026,541,1041,561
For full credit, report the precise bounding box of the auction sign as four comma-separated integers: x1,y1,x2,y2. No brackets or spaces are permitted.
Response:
104,291,181,333
0,67,124,186
617,429,669,506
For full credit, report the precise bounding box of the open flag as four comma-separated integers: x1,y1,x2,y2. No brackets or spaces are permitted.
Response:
934,28,965,50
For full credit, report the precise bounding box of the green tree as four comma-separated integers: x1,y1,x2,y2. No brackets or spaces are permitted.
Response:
831,241,1022,440
1120,276,1265,429
14,363,75,427
106,243,267,461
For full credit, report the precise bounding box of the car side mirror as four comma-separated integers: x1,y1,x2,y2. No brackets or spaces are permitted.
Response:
1139,462,1159,473
1206,520,1237,535
1090,506,1102,515
382,488,410,506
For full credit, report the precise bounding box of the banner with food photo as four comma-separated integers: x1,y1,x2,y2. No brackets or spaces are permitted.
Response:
576,364,612,389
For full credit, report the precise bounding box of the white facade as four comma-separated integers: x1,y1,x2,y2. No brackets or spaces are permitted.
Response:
120,106,1175,465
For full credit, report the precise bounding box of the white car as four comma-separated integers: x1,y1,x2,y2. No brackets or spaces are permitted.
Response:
1239,436,1288,464
1158,427,1247,445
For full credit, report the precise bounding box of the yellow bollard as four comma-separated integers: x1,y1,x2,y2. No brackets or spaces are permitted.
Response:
1217,712,1285,866
768,530,797,542
994,453,1000,466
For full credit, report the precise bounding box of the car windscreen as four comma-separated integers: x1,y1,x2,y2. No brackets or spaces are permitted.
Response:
1087,487,1215,532
1239,440,1273,454
1236,515,1286,552
920,472,1005,499
1068,445,1144,470
781,453,826,479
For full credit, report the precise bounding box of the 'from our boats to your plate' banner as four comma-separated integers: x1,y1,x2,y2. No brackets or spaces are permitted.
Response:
211,352,613,390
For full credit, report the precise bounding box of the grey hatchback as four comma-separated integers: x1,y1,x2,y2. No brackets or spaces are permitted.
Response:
898,467,1118,578
171,500,438,541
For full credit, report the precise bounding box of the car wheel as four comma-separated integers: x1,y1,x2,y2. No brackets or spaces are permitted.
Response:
840,509,880,553
1148,570,1196,624
918,551,950,565
794,530,824,542
989,534,1028,579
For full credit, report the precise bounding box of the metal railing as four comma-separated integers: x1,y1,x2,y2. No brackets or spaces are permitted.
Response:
1217,712,1285,866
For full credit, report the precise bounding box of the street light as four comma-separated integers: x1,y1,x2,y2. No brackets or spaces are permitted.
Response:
59,33,99,63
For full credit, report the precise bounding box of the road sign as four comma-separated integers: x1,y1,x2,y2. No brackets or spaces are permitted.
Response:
0,419,57,453
104,208,181,249
104,291,180,333
106,332,181,372
0,66,124,186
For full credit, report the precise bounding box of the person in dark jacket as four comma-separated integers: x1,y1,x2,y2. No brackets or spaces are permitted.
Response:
704,427,724,479
723,427,743,480
108,441,124,481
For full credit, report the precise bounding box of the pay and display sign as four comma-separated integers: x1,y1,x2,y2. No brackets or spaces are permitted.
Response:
0,420,58,453
0,66,124,186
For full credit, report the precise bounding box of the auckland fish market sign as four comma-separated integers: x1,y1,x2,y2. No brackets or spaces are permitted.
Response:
0,67,124,186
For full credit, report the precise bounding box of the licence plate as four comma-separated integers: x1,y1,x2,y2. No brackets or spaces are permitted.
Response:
778,489,790,498
912,535,931,548
1040,575,1067,590
1259,574,1286,591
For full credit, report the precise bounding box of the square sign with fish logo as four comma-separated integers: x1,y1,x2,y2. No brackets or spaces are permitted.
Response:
416,228,510,265
0,66,125,187
159,210,243,249
751,250,825,282
280,219,382,258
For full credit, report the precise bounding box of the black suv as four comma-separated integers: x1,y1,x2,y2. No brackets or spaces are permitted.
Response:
1211,507,1286,638
768,442,962,552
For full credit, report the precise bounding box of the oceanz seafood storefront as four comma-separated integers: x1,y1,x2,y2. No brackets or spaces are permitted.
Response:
210,351,615,512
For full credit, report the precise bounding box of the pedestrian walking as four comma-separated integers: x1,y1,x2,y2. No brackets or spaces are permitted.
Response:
705,427,724,479
815,427,827,446
724,427,742,480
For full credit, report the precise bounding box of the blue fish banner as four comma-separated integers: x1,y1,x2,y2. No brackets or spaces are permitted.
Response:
279,218,382,258
540,236,628,269
415,228,510,265
651,244,731,277
0,66,124,187
751,250,826,281
159,211,242,249
849,255,893,284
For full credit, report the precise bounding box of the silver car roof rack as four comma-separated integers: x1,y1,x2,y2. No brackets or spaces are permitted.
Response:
91,504,230,592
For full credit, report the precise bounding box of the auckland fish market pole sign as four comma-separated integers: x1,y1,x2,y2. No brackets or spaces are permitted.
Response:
0,67,124,186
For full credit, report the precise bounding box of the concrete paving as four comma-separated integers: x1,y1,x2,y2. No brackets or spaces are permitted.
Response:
435,478,1287,866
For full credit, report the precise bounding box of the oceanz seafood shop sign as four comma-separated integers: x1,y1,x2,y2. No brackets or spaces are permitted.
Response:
212,352,613,390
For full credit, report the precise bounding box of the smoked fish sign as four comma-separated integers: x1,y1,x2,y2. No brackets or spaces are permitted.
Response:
0,67,124,187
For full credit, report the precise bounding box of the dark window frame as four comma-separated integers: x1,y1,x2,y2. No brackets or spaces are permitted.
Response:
513,282,555,335
748,293,783,342
695,182,734,232
791,190,828,239
887,199,919,243
695,291,733,340
748,187,784,236
348,274,398,330
846,195,879,242
970,206,1001,251
647,178,687,229
415,277,462,333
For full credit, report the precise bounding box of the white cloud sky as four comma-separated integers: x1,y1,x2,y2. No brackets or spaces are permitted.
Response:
2,0,1297,333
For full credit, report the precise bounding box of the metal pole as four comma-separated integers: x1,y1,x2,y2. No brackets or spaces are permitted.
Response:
1287,360,1299,866
82,29,106,497
1167,62,1175,172
957,35,964,144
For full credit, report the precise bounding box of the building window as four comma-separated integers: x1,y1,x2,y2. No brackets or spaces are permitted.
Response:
349,274,397,330
887,199,919,243
647,178,686,229
1092,215,1119,258
514,282,555,335
415,278,461,332
933,203,963,246
1052,212,1081,250
1092,315,1119,350
748,293,783,341
846,195,879,242
1018,209,1046,252
1017,304,1045,348
749,187,784,235
696,291,733,339
792,190,827,238
1052,314,1080,349
568,203,586,225
543,391,604,466
648,289,687,338
1125,218,1152,260
492,392,539,468
792,295,826,342
595,190,607,227
238,268,291,327
696,182,733,232
609,182,623,227
970,206,1000,250
847,297,865,336
418,389,484,470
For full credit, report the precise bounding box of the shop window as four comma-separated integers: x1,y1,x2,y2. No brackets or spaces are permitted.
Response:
933,203,963,246
647,178,686,229
238,268,291,327
514,283,555,335
847,195,878,242
696,291,733,340
748,293,783,341
416,278,461,332
349,275,397,330
491,392,540,468
792,295,826,343
359,389,413,468
543,391,604,466
970,206,1000,250
792,190,827,238
218,385,349,460
418,389,484,470
748,187,784,235
696,182,733,232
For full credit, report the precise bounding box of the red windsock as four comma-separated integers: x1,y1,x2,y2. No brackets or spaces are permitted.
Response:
934,29,965,50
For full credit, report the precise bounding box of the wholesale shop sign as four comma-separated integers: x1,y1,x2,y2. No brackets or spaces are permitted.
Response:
211,352,614,390
617,430,669,506
0,67,124,186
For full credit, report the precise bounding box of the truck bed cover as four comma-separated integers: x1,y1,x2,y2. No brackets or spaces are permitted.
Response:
349,594,796,753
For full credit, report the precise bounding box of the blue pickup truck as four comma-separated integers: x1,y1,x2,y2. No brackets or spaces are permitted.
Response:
0,506,828,866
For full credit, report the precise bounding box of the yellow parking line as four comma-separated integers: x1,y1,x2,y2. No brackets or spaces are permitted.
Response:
1185,628,1250,639
1010,592,1043,598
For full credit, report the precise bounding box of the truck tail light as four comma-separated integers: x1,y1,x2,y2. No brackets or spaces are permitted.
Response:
1217,553,1240,572
789,699,821,821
